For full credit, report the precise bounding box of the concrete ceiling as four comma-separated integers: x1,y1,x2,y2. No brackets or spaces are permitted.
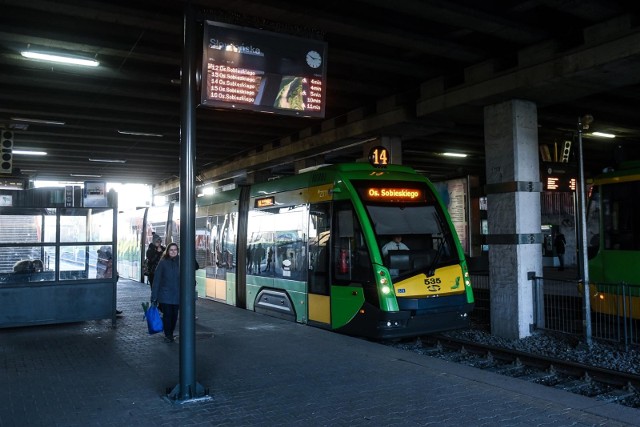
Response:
1,0,639,189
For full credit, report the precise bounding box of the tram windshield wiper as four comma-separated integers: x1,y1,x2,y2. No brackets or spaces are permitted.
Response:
426,211,451,277
427,236,445,277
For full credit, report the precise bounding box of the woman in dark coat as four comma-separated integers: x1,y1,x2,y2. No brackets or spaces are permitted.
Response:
151,243,180,342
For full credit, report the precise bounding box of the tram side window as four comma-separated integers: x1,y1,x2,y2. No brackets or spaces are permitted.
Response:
219,212,237,270
247,205,307,280
195,215,208,271
332,202,372,285
309,204,330,295
602,182,640,250
199,210,237,279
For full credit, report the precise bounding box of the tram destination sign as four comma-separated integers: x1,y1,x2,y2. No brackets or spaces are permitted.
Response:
201,20,327,118
360,186,427,203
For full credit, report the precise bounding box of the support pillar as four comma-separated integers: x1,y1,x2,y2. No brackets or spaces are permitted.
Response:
484,99,542,340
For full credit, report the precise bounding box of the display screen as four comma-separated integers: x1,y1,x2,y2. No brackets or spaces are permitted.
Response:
542,163,577,192
255,196,275,208
358,186,428,203
545,176,576,191
201,20,327,118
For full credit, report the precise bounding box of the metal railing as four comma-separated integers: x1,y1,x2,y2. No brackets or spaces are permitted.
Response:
469,274,490,328
469,273,640,349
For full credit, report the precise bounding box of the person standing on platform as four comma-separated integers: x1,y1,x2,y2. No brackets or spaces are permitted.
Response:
554,232,566,271
151,243,180,343
146,233,165,288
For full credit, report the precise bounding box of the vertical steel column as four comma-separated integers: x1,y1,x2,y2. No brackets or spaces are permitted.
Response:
577,115,593,347
111,189,118,328
169,1,205,401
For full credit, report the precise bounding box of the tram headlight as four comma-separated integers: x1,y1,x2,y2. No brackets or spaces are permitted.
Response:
377,269,392,294
378,269,389,286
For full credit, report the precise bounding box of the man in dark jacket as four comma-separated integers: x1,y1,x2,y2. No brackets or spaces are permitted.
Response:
145,233,165,287
554,232,566,271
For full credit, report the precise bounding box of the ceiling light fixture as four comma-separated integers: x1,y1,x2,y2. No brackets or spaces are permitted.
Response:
117,130,164,137
70,173,102,178
11,117,66,126
88,158,126,164
590,132,616,138
442,152,468,157
13,150,47,156
21,51,99,67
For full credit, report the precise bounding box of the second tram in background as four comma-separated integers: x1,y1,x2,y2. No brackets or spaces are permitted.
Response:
587,161,640,319
119,162,474,339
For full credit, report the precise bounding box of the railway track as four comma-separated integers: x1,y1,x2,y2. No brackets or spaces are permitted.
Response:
389,334,640,408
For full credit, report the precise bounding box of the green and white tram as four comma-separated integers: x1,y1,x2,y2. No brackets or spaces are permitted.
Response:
195,163,474,339
586,161,640,320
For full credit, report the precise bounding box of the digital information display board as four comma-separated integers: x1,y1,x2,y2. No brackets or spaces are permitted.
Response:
201,20,327,118
542,163,577,192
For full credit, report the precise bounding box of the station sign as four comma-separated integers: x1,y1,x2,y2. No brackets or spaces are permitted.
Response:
201,20,327,118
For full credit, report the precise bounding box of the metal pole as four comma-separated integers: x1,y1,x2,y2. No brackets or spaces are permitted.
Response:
577,115,592,347
168,1,206,401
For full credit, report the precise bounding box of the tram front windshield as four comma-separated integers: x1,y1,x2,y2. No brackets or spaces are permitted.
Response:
354,181,457,276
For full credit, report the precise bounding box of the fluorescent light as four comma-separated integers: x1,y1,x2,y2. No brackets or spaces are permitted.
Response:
88,158,126,164
13,150,47,156
21,51,99,67
11,117,66,126
70,174,102,178
117,130,164,137
442,152,468,157
591,132,616,138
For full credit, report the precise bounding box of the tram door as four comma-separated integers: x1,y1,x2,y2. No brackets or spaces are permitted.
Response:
308,203,331,325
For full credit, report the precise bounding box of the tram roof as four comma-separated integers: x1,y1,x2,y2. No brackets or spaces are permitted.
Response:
1,1,640,187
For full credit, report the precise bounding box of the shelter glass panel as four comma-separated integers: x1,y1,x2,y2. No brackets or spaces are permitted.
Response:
0,246,56,284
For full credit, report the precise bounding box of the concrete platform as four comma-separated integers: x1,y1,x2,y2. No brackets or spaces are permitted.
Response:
1,278,638,426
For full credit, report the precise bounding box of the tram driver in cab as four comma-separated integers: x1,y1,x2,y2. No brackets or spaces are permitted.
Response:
381,235,409,257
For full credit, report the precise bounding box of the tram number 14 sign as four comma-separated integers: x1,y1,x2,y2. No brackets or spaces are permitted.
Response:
369,146,389,167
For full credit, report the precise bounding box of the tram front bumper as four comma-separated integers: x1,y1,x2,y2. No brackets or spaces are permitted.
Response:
338,300,474,340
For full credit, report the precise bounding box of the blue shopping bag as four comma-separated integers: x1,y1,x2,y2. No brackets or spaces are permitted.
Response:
144,304,163,335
